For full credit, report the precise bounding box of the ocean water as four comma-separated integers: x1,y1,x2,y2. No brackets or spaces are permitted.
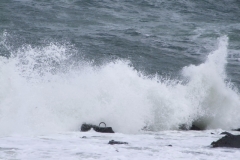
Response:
0,0,240,159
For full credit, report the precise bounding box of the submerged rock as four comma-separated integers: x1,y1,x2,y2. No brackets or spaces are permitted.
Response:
211,134,240,148
108,140,128,145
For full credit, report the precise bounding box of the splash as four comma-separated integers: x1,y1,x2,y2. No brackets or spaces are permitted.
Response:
182,36,240,129
0,34,239,135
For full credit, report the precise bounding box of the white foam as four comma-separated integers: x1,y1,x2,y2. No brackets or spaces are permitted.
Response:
0,34,240,135
182,36,240,129
1,130,240,160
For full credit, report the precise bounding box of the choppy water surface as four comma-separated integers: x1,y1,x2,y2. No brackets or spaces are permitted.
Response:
0,1,240,159
1,130,240,160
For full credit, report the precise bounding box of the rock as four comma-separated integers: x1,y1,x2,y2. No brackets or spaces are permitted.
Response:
189,124,202,131
93,126,114,133
220,132,233,136
179,124,203,131
232,128,240,131
80,123,114,133
211,134,240,148
81,123,93,132
108,140,128,145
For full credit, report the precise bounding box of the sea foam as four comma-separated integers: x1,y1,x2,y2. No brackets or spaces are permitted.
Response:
0,33,239,135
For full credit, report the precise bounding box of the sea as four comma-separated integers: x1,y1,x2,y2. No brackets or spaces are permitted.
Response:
0,0,240,159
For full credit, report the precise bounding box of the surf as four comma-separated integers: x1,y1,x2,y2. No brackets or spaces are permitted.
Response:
0,33,239,135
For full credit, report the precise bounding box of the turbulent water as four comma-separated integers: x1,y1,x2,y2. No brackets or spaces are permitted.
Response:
1,0,240,159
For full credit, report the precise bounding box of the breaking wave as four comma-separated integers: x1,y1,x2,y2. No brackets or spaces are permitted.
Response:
0,33,240,135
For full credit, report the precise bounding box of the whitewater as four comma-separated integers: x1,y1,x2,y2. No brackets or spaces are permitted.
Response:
1,33,240,135
1,0,240,158
0,35,240,159
0,31,239,160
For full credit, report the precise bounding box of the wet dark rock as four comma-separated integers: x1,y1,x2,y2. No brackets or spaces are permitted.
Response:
94,126,114,133
179,124,203,131
80,123,114,133
211,134,240,148
220,132,233,136
81,123,93,132
232,128,240,131
108,140,128,145
189,124,202,131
